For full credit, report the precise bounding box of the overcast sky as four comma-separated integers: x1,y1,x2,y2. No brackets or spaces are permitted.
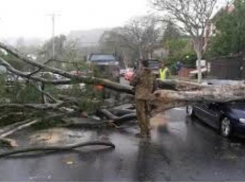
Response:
0,0,228,40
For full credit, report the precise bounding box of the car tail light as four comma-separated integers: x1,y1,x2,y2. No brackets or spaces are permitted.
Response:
95,84,104,91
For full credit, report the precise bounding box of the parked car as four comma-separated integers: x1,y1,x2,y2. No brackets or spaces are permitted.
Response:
148,59,160,78
124,68,134,81
120,69,127,77
6,73,28,83
186,80,245,138
124,59,160,81
87,54,120,82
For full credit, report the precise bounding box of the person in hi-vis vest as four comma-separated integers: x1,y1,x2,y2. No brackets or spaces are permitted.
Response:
159,62,171,80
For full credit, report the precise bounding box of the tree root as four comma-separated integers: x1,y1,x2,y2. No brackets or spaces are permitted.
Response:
0,141,115,158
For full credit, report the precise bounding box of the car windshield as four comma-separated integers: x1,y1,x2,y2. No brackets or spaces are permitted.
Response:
148,61,159,69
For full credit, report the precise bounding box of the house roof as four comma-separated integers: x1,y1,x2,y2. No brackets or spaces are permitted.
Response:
89,54,116,61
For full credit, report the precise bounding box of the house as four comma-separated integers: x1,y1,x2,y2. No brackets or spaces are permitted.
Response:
205,0,236,39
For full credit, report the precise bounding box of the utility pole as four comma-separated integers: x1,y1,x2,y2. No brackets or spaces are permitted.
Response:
51,14,55,59
47,13,59,59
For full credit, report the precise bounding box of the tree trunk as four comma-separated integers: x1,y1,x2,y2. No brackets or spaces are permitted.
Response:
193,40,203,84
139,47,143,59
151,83,245,114
40,83,47,104
197,51,202,84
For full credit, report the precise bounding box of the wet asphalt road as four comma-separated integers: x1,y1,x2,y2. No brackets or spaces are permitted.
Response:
1,108,245,181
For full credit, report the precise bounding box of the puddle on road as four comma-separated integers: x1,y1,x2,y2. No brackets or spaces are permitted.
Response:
27,113,170,146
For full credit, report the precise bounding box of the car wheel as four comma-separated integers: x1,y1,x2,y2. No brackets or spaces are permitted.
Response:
220,117,232,137
186,105,194,117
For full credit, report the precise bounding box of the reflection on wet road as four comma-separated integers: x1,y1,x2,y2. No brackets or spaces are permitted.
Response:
1,108,245,181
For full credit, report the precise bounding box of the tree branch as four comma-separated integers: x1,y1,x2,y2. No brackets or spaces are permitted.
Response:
0,42,134,94
29,82,59,103
0,141,115,158
0,102,68,111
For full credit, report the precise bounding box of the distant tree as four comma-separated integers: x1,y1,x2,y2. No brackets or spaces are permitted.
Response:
100,15,162,67
100,28,137,68
122,15,162,59
37,36,87,70
161,21,196,68
208,0,245,56
162,21,181,43
151,0,218,82
62,39,87,71
40,35,66,61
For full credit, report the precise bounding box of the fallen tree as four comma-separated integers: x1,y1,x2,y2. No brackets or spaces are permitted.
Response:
0,42,134,94
1,41,245,113
0,41,245,147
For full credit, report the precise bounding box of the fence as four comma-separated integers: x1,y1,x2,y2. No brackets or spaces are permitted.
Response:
178,67,195,78
208,55,245,80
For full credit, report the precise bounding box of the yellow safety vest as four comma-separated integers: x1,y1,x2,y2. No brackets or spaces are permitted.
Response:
159,68,169,80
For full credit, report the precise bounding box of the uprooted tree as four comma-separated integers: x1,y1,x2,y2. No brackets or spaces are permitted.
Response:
1,42,245,147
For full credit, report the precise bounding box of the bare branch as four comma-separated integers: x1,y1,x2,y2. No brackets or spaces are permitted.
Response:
29,82,59,103
0,44,133,94
0,57,72,85
0,101,68,111
151,0,218,52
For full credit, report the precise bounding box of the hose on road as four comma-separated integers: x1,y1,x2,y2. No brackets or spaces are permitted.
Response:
0,141,115,158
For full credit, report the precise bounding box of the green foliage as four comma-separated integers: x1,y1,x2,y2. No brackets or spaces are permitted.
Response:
0,74,10,103
208,0,245,56
161,21,196,68
40,35,66,61
17,84,42,103
32,118,67,130
37,36,87,71
0,52,35,71
3,80,42,104
163,39,196,67
60,84,103,114
162,21,181,43
0,74,103,114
